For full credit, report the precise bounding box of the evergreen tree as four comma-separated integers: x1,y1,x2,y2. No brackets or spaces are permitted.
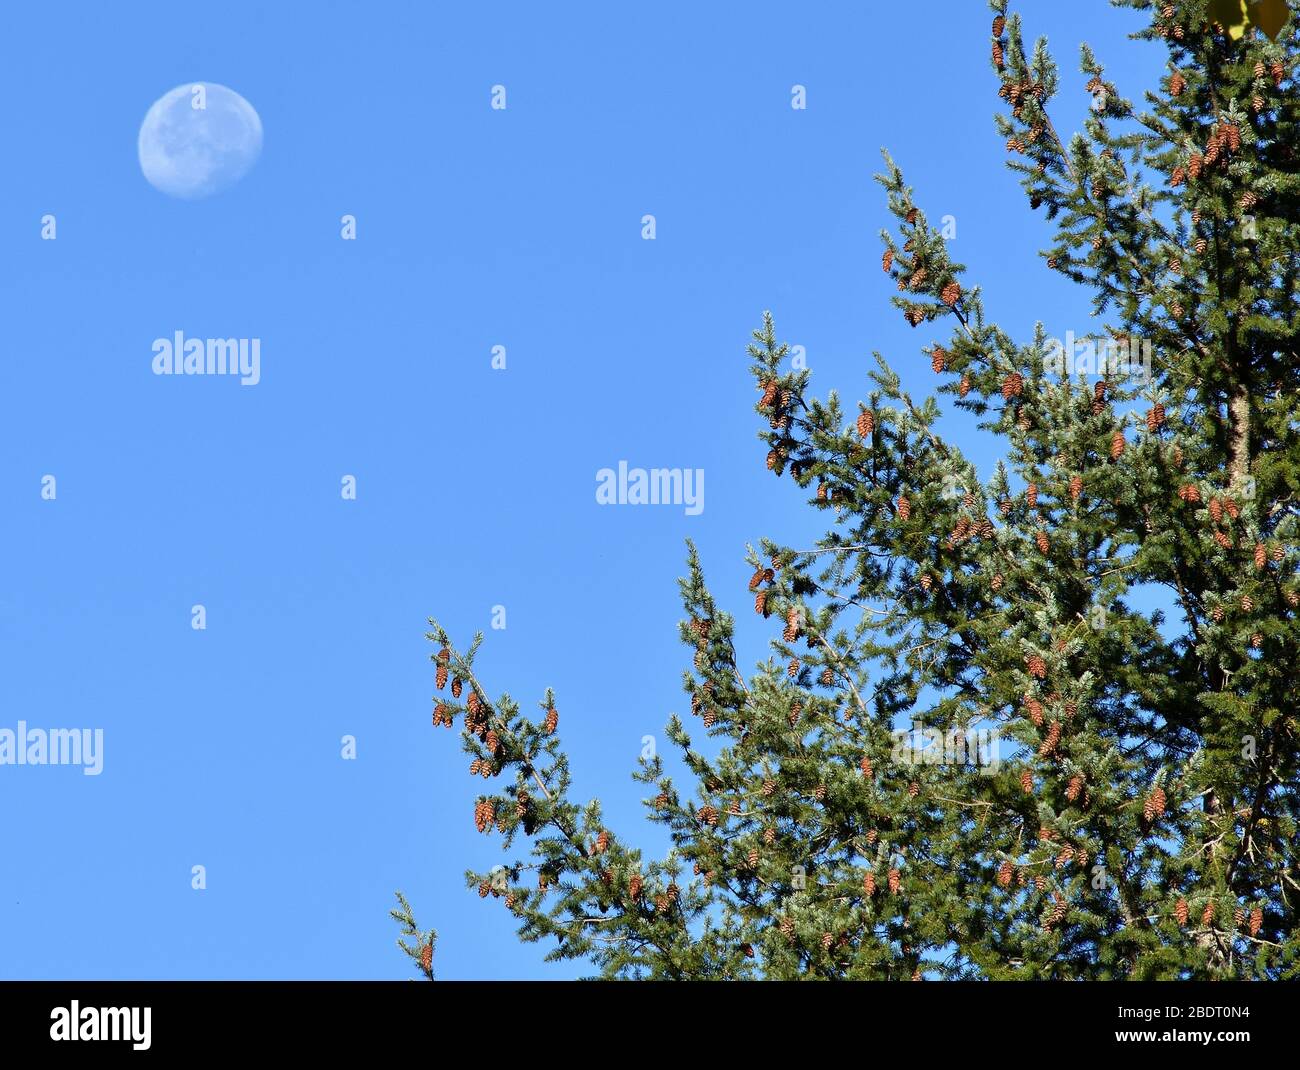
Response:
399,0,1300,979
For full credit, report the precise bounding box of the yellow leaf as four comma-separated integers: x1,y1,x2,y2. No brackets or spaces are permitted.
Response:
1208,0,1249,35
1249,0,1290,40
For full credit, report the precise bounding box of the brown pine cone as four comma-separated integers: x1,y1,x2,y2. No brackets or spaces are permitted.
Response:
941,281,961,307
1143,786,1167,822
1110,429,1126,460
888,868,901,894
1038,720,1061,757
997,860,1014,888
1069,474,1082,502
882,248,894,273
451,677,463,699
543,707,559,734
1002,371,1024,400
1066,775,1083,802
1255,543,1267,570
864,871,877,896
931,346,947,373
897,495,911,521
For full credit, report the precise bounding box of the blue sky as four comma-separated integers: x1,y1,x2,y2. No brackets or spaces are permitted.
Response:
0,1,1160,979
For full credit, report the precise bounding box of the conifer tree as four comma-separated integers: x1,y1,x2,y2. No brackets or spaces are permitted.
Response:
400,0,1300,979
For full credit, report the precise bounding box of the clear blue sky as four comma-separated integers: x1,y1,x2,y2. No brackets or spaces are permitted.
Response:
0,1,1159,979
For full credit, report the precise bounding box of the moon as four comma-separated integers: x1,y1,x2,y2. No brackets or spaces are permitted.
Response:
138,83,262,199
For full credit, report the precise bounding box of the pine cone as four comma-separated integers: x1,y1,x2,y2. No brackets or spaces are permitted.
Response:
451,677,463,699
1069,474,1082,502
882,248,894,273
543,707,559,734
1020,769,1034,794
1038,720,1061,757
897,495,911,521
1250,905,1263,936
754,589,768,616
594,829,610,854
783,606,801,642
1001,372,1024,400
959,373,972,397
1036,530,1050,554
864,871,877,896
1202,900,1215,926
1146,402,1166,432
1110,429,1125,460
992,14,1005,36
857,410,875,439
1026,697,1044,725
931,347,947,374
888,868,901,894
1169,71,1185,95
860,754,874,777
1066,775,1083,802
1255,543,1267,570
941,282,961,307
1026,483,1038,508
1178,483,1201,503
1143,786,1167,822
997,860,1014,888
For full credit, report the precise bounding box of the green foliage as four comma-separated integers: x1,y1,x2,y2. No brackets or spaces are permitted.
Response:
406,0,1300,979
390,892,437,980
